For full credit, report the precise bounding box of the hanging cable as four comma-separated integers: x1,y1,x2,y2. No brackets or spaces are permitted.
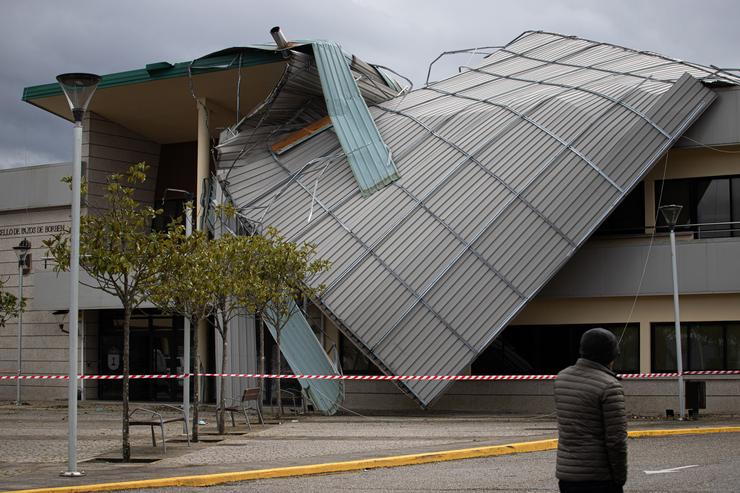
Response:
678,135,740,154
236,53,243,122
618,154,670,345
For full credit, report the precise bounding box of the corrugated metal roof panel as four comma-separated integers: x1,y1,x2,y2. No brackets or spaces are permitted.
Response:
335,186,417,245
219,31,727,407
312,41,399,196
263,302,343,415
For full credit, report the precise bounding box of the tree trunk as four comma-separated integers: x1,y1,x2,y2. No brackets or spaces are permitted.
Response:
192,318,200,442
122,304,131,461
276,327,282,420
217,324,228,435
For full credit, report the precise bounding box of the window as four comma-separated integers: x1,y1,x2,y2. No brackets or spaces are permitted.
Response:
340,334,382,375
655,176,740,238
98,310,186,401
651,322,740,371
472,324,640,375
596,182,645,235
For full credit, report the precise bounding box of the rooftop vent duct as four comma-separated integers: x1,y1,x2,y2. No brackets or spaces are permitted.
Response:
270,26,290,50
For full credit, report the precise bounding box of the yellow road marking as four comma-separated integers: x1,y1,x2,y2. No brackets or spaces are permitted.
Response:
6,426,740,493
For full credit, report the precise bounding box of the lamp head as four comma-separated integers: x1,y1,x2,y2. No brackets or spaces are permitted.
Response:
56,73,101,123
52,310,69,334
659,204,683,229
13,238,31,262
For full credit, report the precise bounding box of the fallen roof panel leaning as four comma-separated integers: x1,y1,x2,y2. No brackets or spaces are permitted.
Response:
218,31,731,407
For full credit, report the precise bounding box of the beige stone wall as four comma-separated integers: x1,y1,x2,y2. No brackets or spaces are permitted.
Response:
83,112,161,211
0,111,161,402
343,378,740,415
0,207,76,400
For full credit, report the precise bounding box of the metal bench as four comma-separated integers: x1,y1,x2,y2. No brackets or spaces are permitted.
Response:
129,404,190,453
221,387,264,430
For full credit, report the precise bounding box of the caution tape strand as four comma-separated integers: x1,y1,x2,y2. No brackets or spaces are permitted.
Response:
1,370,739,381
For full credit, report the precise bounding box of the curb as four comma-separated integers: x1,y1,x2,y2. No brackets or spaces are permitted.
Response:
627,425,740,438
6,426,740,493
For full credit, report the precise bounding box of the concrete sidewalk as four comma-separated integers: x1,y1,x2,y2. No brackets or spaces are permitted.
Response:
1,401,738,492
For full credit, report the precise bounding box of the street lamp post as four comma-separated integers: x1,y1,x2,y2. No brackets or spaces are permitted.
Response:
162,188,194,434
182,202,193,433
12,238,31,406
57,72,101,477
659,204,685,420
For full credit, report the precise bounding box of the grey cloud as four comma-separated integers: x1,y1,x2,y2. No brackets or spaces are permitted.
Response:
1,0,738,167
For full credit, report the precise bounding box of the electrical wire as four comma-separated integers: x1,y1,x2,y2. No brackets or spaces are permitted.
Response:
679,135,740,153
236,53,243,122
618,154,669,345
219,62,293,187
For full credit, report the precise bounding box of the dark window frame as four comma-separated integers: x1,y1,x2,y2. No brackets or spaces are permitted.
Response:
472,323,640,375
650,321,740,372
339,333,382,375
655,174,740,239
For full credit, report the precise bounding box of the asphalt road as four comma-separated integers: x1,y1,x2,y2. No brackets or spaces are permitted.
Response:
128,432,740,492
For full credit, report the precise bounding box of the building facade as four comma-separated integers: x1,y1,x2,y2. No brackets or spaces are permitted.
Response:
2,30,739,415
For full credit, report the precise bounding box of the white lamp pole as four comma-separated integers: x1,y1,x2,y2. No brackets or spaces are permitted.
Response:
57,72,100,477
161,189,193,434
660,204,685,420
183,201,193,432
12,238,31,406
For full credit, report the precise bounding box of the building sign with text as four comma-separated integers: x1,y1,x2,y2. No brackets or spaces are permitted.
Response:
0,223,67,238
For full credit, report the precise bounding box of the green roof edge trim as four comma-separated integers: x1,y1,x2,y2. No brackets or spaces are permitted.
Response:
22,50,284,101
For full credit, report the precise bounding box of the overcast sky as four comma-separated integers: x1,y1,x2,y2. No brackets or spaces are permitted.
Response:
1,0,738,168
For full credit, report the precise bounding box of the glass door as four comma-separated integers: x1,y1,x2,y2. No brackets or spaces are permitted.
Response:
98,310,185,401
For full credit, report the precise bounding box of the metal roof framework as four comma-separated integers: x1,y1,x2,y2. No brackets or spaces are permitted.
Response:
218,31,731,407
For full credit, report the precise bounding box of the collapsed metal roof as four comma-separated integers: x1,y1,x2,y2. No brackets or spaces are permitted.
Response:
217,31,733,407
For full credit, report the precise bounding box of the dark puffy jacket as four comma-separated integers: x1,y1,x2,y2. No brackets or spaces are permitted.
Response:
554,358,627,485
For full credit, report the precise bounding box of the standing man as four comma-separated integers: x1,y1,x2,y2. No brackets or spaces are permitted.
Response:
554,328,628,493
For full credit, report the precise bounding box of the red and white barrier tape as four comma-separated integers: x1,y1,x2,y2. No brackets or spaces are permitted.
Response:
1,370,739,381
